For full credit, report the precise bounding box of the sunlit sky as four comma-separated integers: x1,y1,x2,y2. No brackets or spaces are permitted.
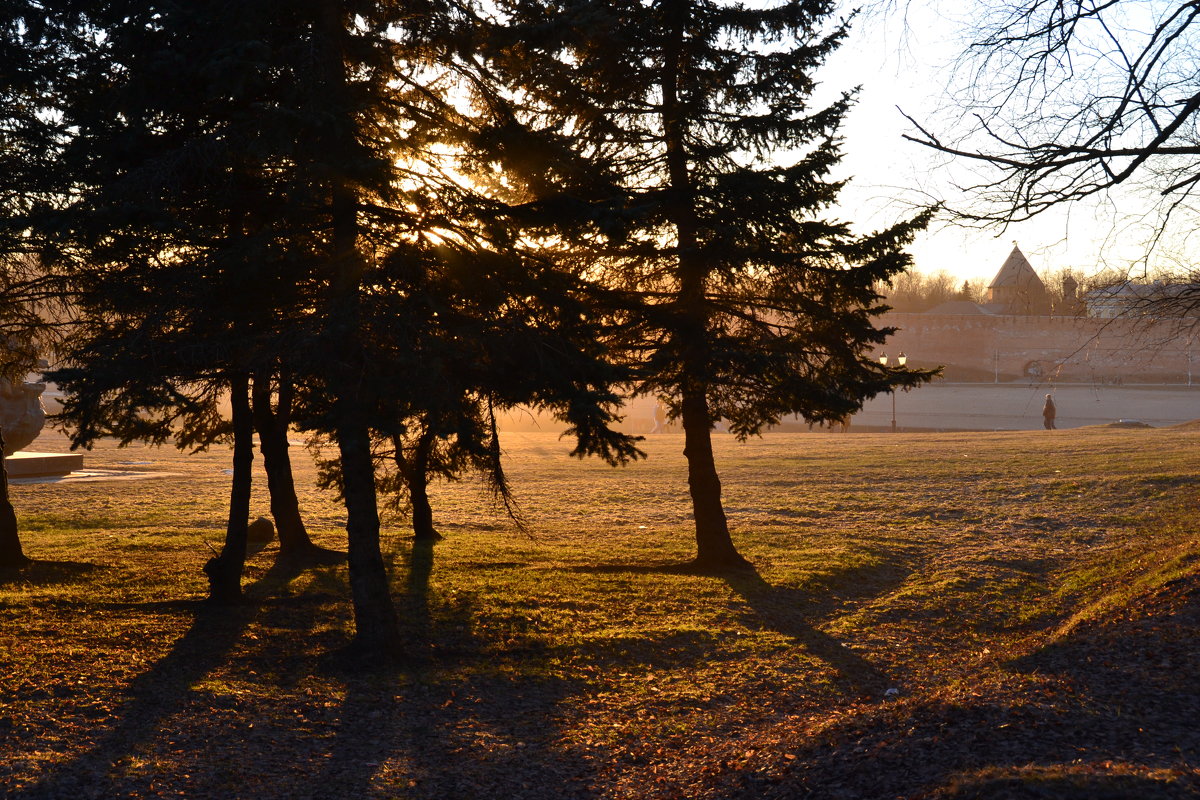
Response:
821,3,1170,284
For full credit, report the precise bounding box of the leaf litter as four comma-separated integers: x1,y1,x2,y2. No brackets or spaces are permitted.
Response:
0,426,1198,797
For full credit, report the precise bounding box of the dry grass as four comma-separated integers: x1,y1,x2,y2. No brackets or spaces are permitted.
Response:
1,425,1199,798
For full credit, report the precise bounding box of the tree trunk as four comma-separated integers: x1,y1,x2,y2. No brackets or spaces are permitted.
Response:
316,0,402,655
0,428,28,568
408,428,441,542
205,373,254,603
661,0,747,570
680,388,746,569
252,372,319,556
338,411,403,654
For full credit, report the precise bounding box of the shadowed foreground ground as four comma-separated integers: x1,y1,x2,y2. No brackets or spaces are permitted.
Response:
1,427,1198,798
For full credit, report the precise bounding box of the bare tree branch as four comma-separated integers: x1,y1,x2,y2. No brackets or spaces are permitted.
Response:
911,0,1200,238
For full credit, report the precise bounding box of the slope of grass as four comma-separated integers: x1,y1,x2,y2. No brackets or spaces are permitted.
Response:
0,426,1198,798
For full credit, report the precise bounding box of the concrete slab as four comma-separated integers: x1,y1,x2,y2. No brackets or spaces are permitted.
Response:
9,469,180,485
6,451,84,478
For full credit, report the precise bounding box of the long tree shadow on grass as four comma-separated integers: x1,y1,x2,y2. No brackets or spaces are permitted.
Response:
243,544,347,605
17,599,257,799
0,559,103,586
308,538,602,799
695,578,1200,799
722,566,893,699
299,539,439,799
572,557,910,699
13,546,348,799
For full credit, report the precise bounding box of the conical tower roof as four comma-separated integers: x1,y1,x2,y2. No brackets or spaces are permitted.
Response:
988,244,1045,290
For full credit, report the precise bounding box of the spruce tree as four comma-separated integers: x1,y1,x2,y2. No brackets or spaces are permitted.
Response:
304,203,643,541
28,0,642,650
481,0,934,569
0,4,76,568
364,235,638,541
30,0,322,602
29,0,421,644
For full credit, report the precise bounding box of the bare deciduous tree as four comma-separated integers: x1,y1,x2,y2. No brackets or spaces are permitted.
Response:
879,270,986,312
905,1,1200,238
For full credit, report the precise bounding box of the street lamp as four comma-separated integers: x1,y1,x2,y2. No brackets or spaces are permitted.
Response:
879,352,907,432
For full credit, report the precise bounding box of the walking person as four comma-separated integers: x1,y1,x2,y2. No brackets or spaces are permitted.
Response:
1042,393,1057,430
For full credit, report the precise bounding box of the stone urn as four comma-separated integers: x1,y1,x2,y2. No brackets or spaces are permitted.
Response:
0,379,46,455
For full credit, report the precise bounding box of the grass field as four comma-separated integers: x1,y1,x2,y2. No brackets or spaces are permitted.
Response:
2,426,1199,798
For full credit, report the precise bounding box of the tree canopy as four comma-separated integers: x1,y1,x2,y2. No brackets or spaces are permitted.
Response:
4,0,932,635
473,0,935,568
13,0,644,647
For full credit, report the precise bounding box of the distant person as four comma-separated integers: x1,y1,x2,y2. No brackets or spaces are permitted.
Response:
1042,394,1056,430
651,402,667,433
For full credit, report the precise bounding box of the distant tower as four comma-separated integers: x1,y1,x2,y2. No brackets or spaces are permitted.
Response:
987,244,1050,314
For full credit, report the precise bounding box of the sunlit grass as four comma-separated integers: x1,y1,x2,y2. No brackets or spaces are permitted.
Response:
1,426,1198,797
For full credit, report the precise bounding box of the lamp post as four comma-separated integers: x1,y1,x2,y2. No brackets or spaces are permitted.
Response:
879,352,907,432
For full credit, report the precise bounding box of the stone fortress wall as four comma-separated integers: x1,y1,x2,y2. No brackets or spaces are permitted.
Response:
503,245,1200,433
878,244,1199,387
882,311,1196,385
